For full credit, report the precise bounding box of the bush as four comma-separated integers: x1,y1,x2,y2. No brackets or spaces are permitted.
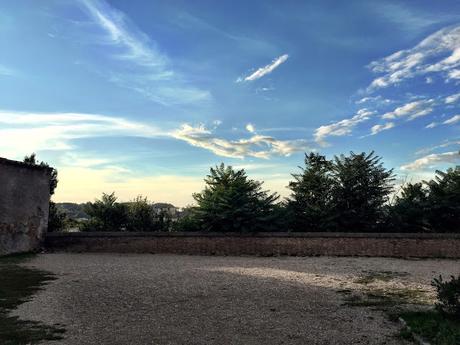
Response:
432,275,460,317
125,196,157,232
80,192,128,232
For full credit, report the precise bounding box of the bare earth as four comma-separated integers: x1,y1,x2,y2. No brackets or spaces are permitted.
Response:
12,254,460,345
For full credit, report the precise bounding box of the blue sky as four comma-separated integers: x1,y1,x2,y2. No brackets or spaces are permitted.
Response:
0,0,459,205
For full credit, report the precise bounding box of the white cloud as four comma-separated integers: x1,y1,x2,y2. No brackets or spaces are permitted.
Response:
246,123,255,133
0,110,165,158
425,122,438,129
381,99,434,120
238,54,289,82
172,123,310,159
448,69,460,79
314,109,374,145
401,151,460,171
368,24,460,90
445,93,460,104
370,122,395,135
416,140,460,155
79,0,209,105
443,114,460,125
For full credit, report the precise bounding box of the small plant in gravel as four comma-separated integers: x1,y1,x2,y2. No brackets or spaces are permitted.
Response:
432,275,460,317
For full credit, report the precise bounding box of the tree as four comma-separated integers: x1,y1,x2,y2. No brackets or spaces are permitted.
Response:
125,196,158,232
24,153,58,195
331,151,394,232
425,167,460,233
287,152,335,231
81,192,128,232
389,182,429,232
192,163,279,232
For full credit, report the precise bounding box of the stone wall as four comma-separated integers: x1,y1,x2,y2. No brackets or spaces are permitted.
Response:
0,158,51,256
45,232,460,258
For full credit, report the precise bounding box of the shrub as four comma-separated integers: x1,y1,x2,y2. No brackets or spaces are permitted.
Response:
80,192,128,232
432,275,460,317
125,196,157,232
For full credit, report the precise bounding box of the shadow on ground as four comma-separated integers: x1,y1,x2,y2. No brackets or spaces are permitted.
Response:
0,254,65,345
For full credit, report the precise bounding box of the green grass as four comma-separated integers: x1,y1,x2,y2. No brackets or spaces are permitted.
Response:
400,311,460,345
353,270,409,285
342,287,429,309
0,254,65,344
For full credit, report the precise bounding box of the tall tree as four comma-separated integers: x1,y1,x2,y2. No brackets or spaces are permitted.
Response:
332,151,394,232
389,182,429,232
287,152,335,231
81,192,128,232
425,167,460,233
193,163,279,232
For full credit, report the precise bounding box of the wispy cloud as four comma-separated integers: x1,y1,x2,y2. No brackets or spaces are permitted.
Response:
401,151,460,171
0,110,165,158
425,114,460,128
237,54,289,82
443,114,460,125
445,92,460,104
245,123,255,133
172,123,310,159
0,64,16,77
78,0,210,105
367,24,460,90
381,99,434,120
416,140,460,155
314,109,374,145
370,122,395,135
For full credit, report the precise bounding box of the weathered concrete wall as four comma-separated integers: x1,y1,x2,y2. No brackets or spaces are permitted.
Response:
45,232,460,258
0,158,51,256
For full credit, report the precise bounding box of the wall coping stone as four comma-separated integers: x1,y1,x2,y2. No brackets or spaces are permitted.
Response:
0,157,53,171
46,232,460,239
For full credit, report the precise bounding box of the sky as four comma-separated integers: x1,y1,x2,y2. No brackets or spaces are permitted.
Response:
0,0,459,206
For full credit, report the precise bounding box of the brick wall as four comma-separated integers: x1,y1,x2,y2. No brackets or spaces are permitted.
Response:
45,232,460,258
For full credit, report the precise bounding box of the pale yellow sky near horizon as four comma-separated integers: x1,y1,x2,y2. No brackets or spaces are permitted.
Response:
53,166,293,207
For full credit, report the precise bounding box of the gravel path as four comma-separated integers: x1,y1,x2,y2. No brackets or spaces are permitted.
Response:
12,254,460,345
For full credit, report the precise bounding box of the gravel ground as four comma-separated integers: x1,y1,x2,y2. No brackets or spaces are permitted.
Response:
11,254,460,345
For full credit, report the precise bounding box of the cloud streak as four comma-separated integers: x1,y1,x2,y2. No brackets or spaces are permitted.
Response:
314,109,373,145
381,99,434,120
368,24,460,90
401,151,460,171
238,54,289,82
78,0,210,105
172,123,310,159
0,110,165,157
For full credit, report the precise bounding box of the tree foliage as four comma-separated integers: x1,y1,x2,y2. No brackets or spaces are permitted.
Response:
287,151,394,232
392,167,460,233
81,192,128,232
287,153,335,231
331,151,394,231
23,153,58,195
192,164,279,232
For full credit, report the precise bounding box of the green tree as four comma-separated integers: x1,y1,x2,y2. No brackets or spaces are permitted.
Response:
24,153,58,195
425,167,460,233
81,192,128,232
389,182,429,232
192,163,279,232
125,196,158,232
331,151,394,232
287,152,335,231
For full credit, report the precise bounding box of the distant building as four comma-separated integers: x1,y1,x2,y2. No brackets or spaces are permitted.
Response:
152,203,182,221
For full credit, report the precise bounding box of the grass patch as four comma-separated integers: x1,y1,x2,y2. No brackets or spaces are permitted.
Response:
342,287,429,309
354,270,409,285
0,254,65,344
400,311,460,345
